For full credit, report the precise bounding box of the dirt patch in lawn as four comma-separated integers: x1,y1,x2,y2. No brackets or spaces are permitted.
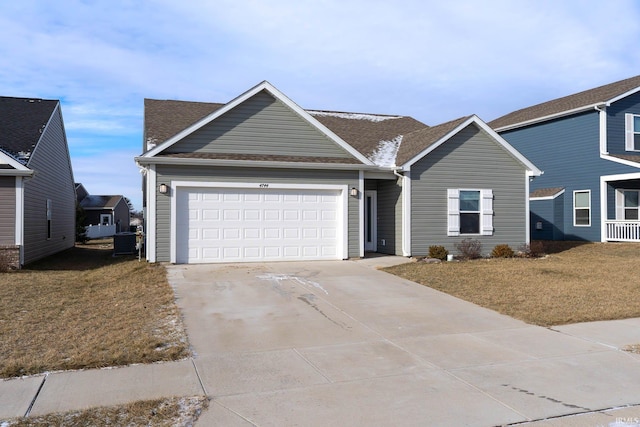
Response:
0,240,190,378
384,242,640,327
2,395,208,427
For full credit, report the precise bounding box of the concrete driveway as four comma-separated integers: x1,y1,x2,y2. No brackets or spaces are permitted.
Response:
167,258,640,426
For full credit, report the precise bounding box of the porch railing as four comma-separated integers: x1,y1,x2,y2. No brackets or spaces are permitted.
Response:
85,224,116,239
605,220,640,242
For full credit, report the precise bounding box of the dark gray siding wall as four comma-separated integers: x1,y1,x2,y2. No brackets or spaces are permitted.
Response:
166,91,353,159
155,165,360,261
376,179,402,255
502,111,637,241
23,107,75,264
411,124,528,256
0,177,16,244
607,91,640,155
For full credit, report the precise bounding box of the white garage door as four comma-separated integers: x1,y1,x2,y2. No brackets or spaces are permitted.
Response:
175,186,343,263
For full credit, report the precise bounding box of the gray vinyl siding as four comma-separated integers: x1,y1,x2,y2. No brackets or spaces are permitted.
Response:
165,91,354,159
0,177,16,245
154,165,360,262
501,111,638,241
376,178,402,255
411,124,528,256
607,91,640,155
23,106,75,264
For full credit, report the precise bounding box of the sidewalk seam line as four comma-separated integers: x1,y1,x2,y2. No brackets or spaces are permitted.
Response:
190,358,208,396
24,373,48,417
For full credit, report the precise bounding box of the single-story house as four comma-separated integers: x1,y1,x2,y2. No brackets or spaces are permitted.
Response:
0,96,76,267
76,183,130,233
136,81,541,264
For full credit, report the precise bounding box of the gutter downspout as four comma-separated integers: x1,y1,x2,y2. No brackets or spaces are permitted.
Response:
594,104,607,242
594,104,608,155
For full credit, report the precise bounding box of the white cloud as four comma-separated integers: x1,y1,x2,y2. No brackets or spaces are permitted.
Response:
1,0,640,203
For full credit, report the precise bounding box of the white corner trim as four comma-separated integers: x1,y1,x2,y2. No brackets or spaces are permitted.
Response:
15,177,24,250
402,170,411,256
525,175,531,244
358,170,364,258
146,165,157,262
596,105,608,154
169,181,350,263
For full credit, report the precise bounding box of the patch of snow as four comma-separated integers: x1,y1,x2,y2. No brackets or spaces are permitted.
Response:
308,110,402,123
2,421,11,427
257,273,329,295
369,135,403,167
146,137,158,151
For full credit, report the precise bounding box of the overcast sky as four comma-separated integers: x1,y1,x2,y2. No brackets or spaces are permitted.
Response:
1,0,639,210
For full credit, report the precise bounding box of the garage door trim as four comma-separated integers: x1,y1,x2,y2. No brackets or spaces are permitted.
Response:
169,181,349,263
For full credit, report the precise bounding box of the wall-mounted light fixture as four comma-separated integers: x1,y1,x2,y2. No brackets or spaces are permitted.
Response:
350,187,358,197
159,183,168,194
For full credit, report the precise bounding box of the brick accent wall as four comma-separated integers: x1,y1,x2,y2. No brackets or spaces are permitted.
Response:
0,245,20,270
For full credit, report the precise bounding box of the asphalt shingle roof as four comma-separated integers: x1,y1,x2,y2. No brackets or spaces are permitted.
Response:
530,187,565,198
490,75,640,130
0,97,58,160
80,195,124,209
144,98,440,167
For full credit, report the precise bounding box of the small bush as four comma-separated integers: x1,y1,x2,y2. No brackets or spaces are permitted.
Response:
518,241,545,258
491,244,514,258
454,238,483,260
428,245,449,261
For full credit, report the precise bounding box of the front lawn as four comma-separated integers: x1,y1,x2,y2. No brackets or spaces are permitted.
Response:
0,240,190,378
384,242,640,327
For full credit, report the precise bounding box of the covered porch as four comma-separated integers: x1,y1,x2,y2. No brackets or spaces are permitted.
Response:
601,172,640,242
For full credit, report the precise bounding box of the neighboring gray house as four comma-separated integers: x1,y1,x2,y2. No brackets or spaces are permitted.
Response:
76,183,130,234
0,97,76,267
136,81,541,264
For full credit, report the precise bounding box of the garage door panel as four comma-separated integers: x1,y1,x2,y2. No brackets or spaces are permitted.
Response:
177,187,342,263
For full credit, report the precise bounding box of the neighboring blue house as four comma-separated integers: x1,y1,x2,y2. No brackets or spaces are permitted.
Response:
490,75,640,242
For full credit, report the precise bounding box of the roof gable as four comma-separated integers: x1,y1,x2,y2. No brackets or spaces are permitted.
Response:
142,81,374,165
490,75,640,131
80,195,124,209
0,97,58,161
401,115,541,175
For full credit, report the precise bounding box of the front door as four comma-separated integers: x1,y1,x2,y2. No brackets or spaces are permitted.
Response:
364,191,377,252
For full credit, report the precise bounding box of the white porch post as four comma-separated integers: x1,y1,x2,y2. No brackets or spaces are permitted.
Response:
600,176,607,242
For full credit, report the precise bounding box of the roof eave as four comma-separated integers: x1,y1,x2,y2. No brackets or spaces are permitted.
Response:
494,104,601,132
135,156,382,171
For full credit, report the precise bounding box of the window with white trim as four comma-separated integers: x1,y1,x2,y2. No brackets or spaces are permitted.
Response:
616,189,640,220
447,189,493,236
624,113,640,151
573,190,591,226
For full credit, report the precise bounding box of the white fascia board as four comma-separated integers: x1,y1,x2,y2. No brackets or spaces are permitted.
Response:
134,156,380,171
141,81,374,166
601,154,640,169
401,115,542,176
0,151,32,173
605,86,640,106
494,104,600,133
530,189,565,201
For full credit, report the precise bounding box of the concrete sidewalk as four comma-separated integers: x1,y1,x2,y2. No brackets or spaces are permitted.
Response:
0,359,205,420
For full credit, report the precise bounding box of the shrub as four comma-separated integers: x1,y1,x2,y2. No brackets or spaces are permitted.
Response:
454,238,483,260
491,244,514,258
428,245,449,261
518,241,545,258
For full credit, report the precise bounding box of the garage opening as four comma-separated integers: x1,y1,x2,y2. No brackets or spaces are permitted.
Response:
174,186,344,263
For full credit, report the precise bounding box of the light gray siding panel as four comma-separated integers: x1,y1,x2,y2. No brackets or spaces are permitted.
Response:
0,177,16,244
411,124,528,256
376,179,403,255
155,166,360,262
23,107,76,264
166,91,353,159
